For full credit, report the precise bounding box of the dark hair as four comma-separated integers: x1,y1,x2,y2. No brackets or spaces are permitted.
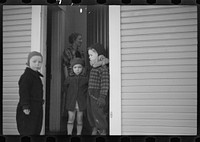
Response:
88,43,106,56
68,32,81,44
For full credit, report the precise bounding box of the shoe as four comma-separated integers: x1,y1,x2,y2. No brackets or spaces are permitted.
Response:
91,127,97,135
98,129,107,135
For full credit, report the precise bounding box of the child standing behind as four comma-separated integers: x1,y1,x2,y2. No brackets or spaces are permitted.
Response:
16,51,44,135
64,58,88,135
87,43,109,135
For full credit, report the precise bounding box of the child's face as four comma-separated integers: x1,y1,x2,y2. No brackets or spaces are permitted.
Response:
29,55,43,71
88,49,98,62
73,64,83,75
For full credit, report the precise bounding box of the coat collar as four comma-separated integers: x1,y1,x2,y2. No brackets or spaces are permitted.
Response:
25,67,44,78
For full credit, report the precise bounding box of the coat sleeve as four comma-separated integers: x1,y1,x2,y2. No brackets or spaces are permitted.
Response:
64,77,70,94
63,48,74,68
18,73,32,109
100,67,109,97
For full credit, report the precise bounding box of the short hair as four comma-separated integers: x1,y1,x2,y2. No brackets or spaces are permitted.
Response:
68,32,81,44
88,43,106,56
88,47,97,53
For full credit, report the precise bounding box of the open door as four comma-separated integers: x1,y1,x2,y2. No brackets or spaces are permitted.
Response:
46,6,66,134
46,5,109,135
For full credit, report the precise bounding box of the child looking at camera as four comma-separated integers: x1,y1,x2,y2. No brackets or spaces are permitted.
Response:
16,51,44,135
64,58,88,135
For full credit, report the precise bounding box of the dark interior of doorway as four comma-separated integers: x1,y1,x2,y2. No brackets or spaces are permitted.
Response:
45,6,52,135
45,5,109,135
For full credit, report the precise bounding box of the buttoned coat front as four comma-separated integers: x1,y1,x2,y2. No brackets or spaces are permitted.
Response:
64,72,88,111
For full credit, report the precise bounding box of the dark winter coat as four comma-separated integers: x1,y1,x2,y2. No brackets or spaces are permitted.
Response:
64,70,88,111
16,67,44,135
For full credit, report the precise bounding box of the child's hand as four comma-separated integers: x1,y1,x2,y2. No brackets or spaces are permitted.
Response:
23,109,30,115
97,97,106,107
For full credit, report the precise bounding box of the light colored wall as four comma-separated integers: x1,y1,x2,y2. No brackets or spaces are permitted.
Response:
109,6,122,135
120,5,197,135
3,5,32,135
3,5,47,135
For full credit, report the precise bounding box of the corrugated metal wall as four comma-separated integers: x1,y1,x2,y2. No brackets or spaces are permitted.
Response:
121,6,197,135
3,5,32,135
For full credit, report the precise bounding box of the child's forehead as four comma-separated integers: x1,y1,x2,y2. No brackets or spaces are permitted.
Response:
88,49,96,53
30,55,42,60
73,64,83,67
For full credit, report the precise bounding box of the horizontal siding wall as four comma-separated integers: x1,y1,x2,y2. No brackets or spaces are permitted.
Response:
121,6,197,135
3,5,32,135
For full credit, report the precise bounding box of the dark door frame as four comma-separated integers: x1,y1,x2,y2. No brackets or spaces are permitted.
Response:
45,6,52,135
45,6,65,135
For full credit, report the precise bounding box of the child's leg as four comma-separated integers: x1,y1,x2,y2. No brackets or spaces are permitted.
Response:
76,111,83,135
67,111,76,135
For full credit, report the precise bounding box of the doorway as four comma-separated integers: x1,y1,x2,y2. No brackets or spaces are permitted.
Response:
46,6,66,134
46,5,109,135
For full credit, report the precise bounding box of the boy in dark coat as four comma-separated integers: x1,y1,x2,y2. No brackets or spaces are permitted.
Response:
64,58,88,135
87,43,109,135
16,51,44,135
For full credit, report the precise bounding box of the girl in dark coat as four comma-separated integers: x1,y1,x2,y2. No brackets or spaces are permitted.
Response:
16,51,44,135
64,58,88,135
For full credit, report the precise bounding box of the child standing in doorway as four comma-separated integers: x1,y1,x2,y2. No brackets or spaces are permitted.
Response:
64,58,88,135
16,51,44,135
87,43,109,135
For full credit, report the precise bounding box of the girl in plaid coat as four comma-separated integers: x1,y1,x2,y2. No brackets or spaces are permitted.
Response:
87,43,109,135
